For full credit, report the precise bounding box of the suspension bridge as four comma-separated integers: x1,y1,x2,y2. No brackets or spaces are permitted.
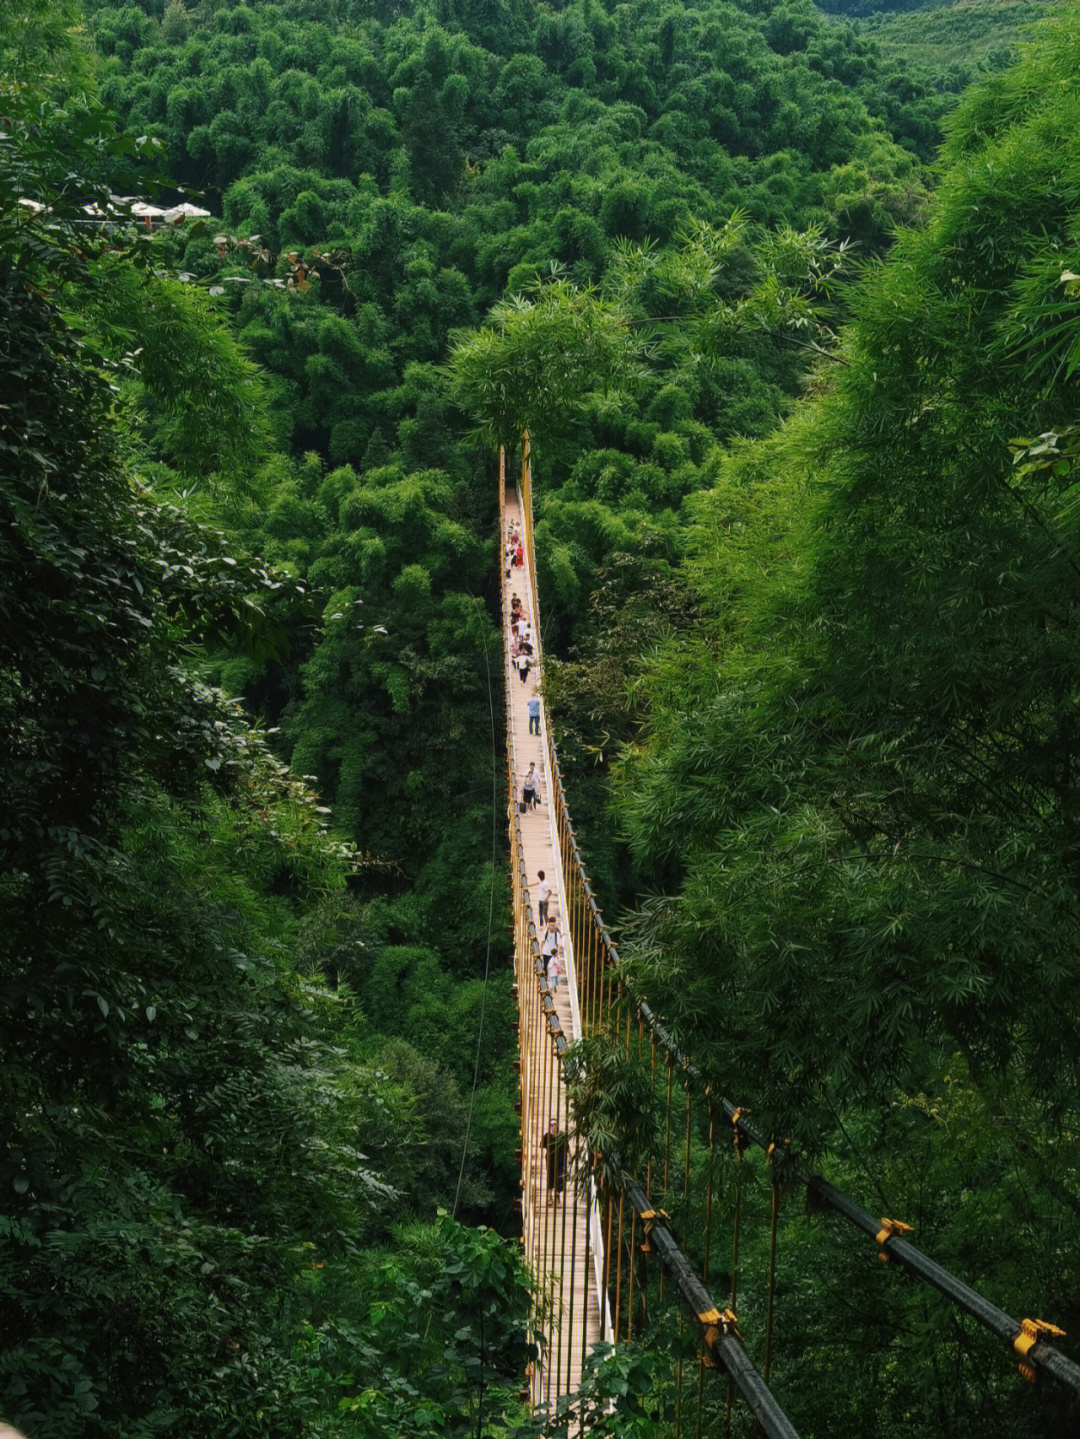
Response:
499,443,1080,1435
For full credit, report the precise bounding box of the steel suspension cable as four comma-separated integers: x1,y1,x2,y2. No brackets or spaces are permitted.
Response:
764,1164,780,1384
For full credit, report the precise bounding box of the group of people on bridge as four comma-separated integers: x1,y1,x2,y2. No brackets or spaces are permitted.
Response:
505,518,565,1002
506,511,568,1209
510,588,535,684
505,522,524,577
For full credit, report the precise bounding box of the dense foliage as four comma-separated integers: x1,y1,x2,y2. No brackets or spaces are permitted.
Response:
73,0,945,1238
0,15,526,1436
5,0,1076,1435
597,8,1080,1435
446,4,1080,1435
617,0,1080,1144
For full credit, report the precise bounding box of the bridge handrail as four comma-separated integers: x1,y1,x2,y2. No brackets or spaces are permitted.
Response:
513,443,1080,1401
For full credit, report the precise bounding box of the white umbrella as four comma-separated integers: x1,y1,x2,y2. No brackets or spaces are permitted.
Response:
163,202,211,221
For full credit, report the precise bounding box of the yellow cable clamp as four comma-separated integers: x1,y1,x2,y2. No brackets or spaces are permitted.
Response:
731,1107,750,1155
767,1138,790,1169
639,1208,668,1251
702,1308,742,1363
875,1217,914,1263
1014,1317,1066,1382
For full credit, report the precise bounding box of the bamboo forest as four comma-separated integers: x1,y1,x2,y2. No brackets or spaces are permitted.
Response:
3,0,1080,1435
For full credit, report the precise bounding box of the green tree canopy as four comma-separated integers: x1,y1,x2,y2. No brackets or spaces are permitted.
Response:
617,5,1080,1143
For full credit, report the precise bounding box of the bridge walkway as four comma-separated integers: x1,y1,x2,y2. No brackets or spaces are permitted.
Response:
502,476,605,1411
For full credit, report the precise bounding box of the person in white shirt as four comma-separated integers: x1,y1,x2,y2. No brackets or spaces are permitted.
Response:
536,869,552,925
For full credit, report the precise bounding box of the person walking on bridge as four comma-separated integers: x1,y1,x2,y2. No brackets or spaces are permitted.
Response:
540,911,560,976
536,870,552,925
527,693,541,736
541,1117,568,1205
523,761,541,811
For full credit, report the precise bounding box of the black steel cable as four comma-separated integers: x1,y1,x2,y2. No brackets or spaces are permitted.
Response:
622,1175,802,1439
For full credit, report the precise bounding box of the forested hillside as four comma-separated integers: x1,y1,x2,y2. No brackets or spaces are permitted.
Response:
449,1,1080,1434
78,0,948,926
3,0,1076,1435
838,1,1050,96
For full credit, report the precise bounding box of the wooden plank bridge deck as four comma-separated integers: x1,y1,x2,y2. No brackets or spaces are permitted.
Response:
502,479,607,1412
